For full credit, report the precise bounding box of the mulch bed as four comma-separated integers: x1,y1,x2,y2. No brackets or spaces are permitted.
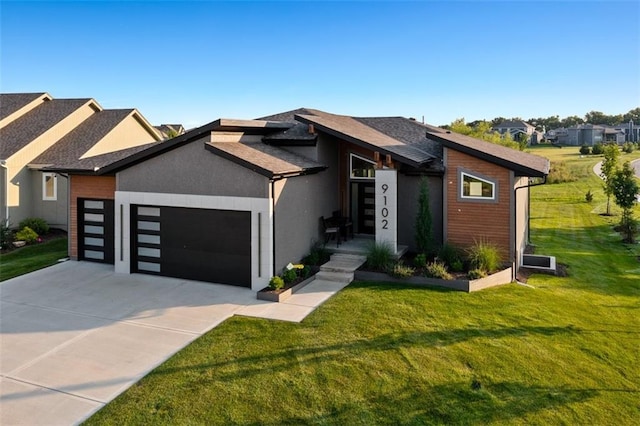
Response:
1,228,67,254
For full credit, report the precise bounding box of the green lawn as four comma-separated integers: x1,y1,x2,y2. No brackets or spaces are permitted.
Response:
0,238,68,281
86,146,640,425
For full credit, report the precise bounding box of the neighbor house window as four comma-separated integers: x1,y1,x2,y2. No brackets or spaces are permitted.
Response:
350,154,376,179
43,173,57,200
460,170,496,201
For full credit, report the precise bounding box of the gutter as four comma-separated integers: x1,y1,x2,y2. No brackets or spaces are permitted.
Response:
513,175,547,282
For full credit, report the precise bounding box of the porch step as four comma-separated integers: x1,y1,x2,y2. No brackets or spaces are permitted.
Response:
321,254,367,273
315,270,354,283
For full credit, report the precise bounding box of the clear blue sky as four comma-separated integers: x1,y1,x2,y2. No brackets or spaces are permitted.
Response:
1,1,639,128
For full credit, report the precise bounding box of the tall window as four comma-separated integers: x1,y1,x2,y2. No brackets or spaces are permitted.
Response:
460,171,496,200
350,154,376,180
43,173,57,201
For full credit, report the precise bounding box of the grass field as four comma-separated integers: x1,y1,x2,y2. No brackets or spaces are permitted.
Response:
0,237,68,282
86,146,640,425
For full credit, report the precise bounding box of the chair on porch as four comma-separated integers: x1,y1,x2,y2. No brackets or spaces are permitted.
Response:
332,210,353,241
321,216,340,247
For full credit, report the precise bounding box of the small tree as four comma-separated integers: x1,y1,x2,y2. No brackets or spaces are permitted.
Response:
600,144,620,215
415,177,434,255
612,161,640,243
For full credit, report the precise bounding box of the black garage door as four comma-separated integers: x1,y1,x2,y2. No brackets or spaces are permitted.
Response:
131,205,251,287
78,198,115,264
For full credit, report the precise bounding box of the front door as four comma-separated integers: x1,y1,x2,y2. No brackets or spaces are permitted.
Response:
351,182,375,234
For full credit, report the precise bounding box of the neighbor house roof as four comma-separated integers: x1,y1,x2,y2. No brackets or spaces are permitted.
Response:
0,98,97,159
205,141,326,178
0,92,52,121
45,142,160,173
494,119,535,130
426,130,550,177
29,109,135,167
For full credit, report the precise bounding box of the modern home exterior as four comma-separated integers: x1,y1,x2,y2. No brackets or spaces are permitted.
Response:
546,123,628,145
493,119,543,144
0,93,162,230
48,108,549,292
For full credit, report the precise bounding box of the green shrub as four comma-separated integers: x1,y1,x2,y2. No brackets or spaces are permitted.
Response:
623,142,635,153
547,161,578,184
592,143,604,155
18,217,49,235
450,259,464,273
439,243,462,268
466,239,502,273
390,261,415,278
1,222,14,250
269,276,284,290
366,242,394,270
579,145,591,155
413,253,427,268
425,260,452,280
301,265,312,279
585,189,594,203
282,268,298,284
16,226,38,244
467,269,487,280
303,242,329,266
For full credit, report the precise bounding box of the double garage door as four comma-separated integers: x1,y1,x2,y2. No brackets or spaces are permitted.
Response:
79,200,251,287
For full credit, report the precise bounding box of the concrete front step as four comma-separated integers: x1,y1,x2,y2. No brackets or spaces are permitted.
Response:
321,254,367,274
315,270,354,283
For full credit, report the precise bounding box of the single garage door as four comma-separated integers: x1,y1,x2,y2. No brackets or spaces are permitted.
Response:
131,205,251,287
78,198,115,264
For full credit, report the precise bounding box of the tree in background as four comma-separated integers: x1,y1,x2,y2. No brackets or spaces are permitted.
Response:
415,177,434,256
449,119,520,150
600,144,620,215
612,161,639,243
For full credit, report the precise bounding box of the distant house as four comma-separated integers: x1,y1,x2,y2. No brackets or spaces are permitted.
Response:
492,119,541,144
49,108,549,291
0,92,162,231
547,124,626,146
154,124,185,139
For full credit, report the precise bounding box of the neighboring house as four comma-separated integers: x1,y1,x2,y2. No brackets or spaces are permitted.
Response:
547,124,626,146
0,92,162,230
493,119,538,143
48,108,549,292
154,124,185,139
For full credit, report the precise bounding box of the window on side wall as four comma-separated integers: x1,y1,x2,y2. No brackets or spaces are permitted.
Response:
460,170,496,201
43,172,57,201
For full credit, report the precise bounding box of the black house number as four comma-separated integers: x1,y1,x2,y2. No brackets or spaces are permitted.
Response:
381,183,389,229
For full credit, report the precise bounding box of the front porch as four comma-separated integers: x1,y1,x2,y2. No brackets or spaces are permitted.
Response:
325,235,408,259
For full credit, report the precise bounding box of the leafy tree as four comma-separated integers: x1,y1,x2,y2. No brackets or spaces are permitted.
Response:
622,107,640,123
611,161,639,243
449,118,519,149
600,144,620,215
415,177,434,255
562,115,585,127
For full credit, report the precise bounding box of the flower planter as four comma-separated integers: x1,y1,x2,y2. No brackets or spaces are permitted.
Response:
354,266,513,292
257,275,316,302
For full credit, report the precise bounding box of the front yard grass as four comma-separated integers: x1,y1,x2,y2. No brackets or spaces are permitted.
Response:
86,146,640,425
0,238,68,281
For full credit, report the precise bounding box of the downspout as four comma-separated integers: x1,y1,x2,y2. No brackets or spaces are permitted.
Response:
271,179,276,277
513,175,547,282
1,161,8,225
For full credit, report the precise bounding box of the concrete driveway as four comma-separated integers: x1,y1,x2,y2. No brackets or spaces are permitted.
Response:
0,261,323,425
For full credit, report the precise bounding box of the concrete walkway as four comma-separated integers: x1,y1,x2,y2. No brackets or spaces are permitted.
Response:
0,258,362,425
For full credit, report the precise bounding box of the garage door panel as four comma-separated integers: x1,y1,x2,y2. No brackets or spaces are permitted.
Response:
132,205,251,287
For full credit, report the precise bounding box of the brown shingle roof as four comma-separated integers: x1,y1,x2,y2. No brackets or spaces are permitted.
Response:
0,98,94,159
44,142,159,173
31,109,134,166
205,141,326,178
0,92,48,121
426,130,550,177
295,111,437,167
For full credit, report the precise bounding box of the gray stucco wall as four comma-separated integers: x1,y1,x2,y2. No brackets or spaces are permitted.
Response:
6,167,33,229
397,174,443,252
274,137,339,272
117,141,269,198
30,171,68,230
0,166,6,225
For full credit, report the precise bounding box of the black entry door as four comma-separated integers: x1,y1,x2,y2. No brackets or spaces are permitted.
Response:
78,198,115,264
131,205,251,287
351,182,375,234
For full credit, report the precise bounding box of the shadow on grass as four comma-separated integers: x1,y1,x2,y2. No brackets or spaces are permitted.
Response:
273,382,603,425
156,324,579,382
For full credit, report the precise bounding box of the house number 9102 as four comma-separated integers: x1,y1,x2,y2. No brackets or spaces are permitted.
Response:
381,183,389,229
